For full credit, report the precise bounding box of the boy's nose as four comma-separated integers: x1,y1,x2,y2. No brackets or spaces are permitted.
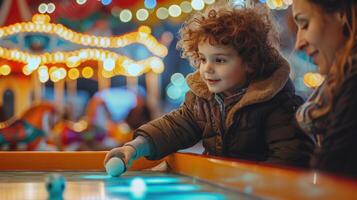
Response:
202,62,214,73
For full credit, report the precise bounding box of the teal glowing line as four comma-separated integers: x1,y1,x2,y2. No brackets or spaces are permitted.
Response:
81,175,112,180
107,184,200,193
153,192,227,200
81,175,181,184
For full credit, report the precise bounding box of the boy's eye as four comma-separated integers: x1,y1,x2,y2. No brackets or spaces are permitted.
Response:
215,58,226,63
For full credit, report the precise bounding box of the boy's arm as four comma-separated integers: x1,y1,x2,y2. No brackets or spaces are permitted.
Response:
124,135,151,159
133,91,203,160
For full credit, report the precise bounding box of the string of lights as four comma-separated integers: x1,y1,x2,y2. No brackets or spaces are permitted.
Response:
0,14,166,82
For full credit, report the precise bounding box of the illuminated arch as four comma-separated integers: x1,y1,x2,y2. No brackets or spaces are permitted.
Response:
0,14,167,81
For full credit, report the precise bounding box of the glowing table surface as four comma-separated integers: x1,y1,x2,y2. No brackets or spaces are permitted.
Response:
0,151,356,200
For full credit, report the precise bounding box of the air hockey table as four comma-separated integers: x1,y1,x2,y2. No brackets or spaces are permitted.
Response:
0,152,356,200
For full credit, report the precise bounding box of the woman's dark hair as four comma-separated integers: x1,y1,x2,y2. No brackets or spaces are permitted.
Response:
308,0,357,119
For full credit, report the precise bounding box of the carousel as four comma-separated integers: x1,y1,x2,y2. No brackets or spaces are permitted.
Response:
0,0,324,152
0,0,171,151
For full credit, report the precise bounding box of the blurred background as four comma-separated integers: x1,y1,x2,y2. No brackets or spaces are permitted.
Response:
0,0,322,151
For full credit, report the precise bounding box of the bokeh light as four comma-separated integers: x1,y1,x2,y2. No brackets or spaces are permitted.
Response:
191,0,205,10
150,57,164,74
120,9,132,23
101,0,112,6
139,26,152,34
68,68,80,80
38,3,48,14
82,66,94,79
130,178,147,199
144,0,157,9
180,1,193,13
0,64,11,75
76,0,87,5
203,0,216,4
167,84,183,100
103,58,115,71
273,0,283,7
124,63,142,76
303,72,324,88
136,9,149,21
156,7,169,20
47,3,56,14
171,73,185,87
168,5,182,17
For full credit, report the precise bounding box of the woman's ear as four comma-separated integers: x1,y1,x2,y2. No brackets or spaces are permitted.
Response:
338,11,350,36
337,9,348,23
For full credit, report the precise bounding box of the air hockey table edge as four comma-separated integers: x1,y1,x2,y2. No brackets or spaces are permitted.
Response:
0,151,356,200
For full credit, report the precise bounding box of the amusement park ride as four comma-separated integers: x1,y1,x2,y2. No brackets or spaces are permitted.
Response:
0,1,169,151
1,2,357,200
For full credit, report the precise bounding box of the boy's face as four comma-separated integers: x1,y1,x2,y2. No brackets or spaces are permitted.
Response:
198,42,249,96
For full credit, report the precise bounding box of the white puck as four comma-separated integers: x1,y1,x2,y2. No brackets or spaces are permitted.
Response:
105,157,126,177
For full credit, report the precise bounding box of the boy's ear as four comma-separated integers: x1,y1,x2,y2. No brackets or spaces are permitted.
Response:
245,65,254,73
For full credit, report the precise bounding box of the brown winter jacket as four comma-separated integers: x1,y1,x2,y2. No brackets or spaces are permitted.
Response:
135,56,313,168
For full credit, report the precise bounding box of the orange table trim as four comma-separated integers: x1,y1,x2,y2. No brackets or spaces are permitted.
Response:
167,153,357,200
0,151,163,171
1,151,357,199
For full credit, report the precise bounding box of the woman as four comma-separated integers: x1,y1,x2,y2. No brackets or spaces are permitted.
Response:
293,0,357,177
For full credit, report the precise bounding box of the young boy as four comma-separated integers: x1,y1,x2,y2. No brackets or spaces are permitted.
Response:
105,4,312,168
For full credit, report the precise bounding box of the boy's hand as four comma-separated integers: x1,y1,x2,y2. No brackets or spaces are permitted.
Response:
104,145,136,167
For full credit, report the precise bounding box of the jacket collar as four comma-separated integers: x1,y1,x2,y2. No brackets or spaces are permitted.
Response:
186,53,291,127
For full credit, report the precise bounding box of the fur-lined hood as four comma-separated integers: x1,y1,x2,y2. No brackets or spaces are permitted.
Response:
186,55,291,127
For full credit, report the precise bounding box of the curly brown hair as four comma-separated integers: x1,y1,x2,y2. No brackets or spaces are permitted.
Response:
177,3,281,80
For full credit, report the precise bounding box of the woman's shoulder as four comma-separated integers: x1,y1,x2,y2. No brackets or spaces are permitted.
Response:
329,73,357,113
324,73,357,125
344,72,357,86
340,54,357,91
335,72,357,99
